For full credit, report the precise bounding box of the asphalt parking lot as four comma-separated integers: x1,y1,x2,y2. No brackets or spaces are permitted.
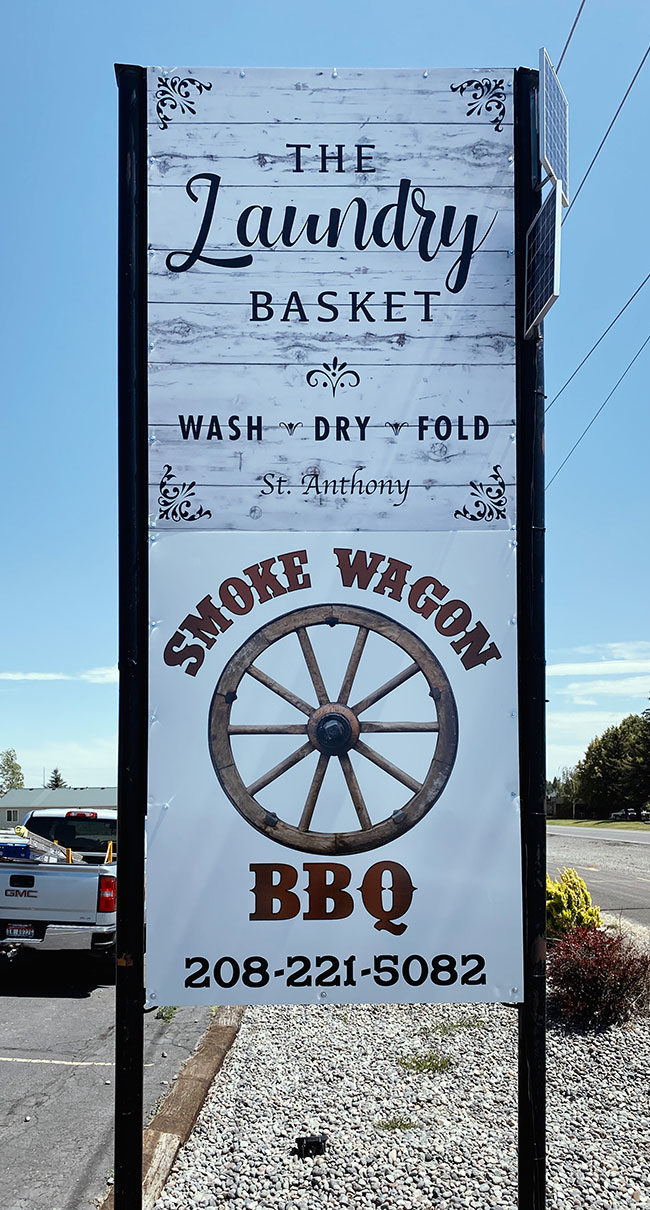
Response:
0,951,212,1210
0,829,647,1210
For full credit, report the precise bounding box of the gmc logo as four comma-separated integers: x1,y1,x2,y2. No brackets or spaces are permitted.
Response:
5,889,37,898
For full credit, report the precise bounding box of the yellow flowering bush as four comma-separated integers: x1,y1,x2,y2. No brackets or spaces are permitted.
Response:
546,867,602,939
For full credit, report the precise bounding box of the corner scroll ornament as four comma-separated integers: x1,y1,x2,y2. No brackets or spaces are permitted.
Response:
449,79,507,132
306,357,360,398
157,465,212,522
454,465,508,523
155,76,213,130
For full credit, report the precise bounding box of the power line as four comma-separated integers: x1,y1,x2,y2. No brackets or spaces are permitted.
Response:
563,45,650,224
557,0,588,71
545,271,650,413
546,332,650,488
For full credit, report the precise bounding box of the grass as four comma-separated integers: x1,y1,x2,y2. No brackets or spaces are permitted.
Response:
397,1051,452,1074
426,1016,485,1036
155,1005,178,1023
376,1116,419,1131
549,818,650,831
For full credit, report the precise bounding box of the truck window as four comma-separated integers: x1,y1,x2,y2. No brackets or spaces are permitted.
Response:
26,816,117,853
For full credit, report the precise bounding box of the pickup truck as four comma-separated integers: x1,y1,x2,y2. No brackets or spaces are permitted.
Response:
20,807,117,865
0,828,116,954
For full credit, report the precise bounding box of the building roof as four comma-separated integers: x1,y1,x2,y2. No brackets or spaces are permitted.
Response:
1,787,117,810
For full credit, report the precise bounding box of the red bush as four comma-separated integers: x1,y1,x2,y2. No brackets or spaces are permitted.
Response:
548,927,650,1029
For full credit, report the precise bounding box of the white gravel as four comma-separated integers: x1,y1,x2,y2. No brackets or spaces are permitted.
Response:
154,995,650,1210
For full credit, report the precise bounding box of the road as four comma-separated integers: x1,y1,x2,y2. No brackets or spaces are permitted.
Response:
0,830,646,1210
547,826,650,932
0,951,212,1210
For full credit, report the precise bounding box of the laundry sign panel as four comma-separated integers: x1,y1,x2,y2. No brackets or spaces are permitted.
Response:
147,67,516,533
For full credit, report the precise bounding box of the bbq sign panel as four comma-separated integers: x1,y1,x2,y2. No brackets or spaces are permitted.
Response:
145,68,522,1005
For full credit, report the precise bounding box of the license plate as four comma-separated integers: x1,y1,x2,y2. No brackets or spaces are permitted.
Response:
6,923,34,940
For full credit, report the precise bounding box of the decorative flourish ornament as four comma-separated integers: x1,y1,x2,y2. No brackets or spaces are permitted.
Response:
306,357,361,398
385,422,409,436
157,465,212,522
279,421,303,435
454,465,508,522
449,79,507,132
155,76,213,130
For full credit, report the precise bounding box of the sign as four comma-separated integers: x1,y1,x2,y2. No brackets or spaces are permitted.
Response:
145,67,523,1006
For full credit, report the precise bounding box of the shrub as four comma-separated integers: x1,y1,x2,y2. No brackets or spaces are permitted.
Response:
397,1051,452,1073
546,867,602,938
548,926,650,1028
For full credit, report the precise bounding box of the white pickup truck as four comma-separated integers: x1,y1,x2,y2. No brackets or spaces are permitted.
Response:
0,818,117,954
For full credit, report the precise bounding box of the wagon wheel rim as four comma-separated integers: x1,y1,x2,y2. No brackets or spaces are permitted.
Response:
208,603,458,855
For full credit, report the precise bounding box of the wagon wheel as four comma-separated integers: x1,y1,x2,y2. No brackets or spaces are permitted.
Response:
208,604,458,855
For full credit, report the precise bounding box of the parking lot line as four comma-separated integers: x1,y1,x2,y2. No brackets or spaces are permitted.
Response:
0,1056,153,1066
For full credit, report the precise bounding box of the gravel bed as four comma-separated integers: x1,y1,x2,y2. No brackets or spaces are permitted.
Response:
154,998,650,1210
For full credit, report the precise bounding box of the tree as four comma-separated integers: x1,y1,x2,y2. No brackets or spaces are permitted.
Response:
0,749,25,793
46,768,67,789
576,712,650,818
621,712,650,815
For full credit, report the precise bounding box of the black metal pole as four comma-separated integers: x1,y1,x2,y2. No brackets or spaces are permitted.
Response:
514,67,546,1210
115,62,148,1210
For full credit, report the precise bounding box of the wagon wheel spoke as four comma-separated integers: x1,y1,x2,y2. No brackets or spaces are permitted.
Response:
360,721,439,733
338,753,372,830
298,752,329,832
246,741,314,797
351,661,420,715
229,724,308,735
245,664,315,716
337,626,369,705
296,627,329,705
354,739,422,794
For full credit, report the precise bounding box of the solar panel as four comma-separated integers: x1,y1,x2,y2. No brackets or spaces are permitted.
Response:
540,48,569,206
525,181,562,338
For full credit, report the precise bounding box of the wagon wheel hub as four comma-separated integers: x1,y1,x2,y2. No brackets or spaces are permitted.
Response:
308,703,360,756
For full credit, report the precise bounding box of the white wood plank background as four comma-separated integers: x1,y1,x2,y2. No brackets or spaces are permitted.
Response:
148,303,514,366
147,124,514,188
148,361,516,423
147,182,513,256
147,249,514,307
147,67,514,133
147,67,516,533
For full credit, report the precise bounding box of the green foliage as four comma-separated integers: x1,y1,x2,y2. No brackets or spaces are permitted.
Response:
548,926,650,1028
0,749,24,792
155,1005,177,1023
397,1051,452,1073
546,766,581,816
427,1016,484,1036
574,712,650,819
546,867,602,938
376,1116,419,1130
46,767,67,789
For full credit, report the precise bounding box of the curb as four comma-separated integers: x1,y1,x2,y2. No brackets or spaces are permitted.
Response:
101,1006,245,1210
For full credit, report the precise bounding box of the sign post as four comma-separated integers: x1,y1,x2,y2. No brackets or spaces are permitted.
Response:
115,62,148,1210
514,67,546,1210
116,62,550,1210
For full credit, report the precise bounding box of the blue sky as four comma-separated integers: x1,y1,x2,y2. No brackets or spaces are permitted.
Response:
2,0,648,787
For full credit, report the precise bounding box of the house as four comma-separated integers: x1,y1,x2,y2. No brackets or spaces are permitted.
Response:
0,787,117,829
